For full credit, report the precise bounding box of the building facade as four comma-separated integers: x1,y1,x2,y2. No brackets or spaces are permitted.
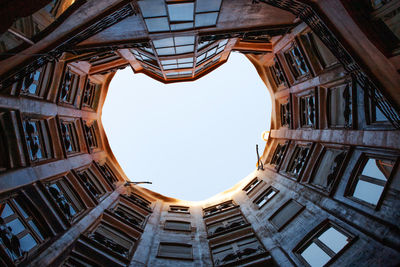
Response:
0,0,399,266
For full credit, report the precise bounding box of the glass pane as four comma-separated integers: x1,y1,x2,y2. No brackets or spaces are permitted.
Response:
176,45,194,54
161,59,177,65
0,31,25,53
13,200,29,218
167,3,194,22
153,37,174,48
198,41,211,50
28,220,44,240
195,12,219,27
318,227,349,254
217,46,225,54
312,149,343,189
157,47,176,56
353,179,384,205
206,47,217,58
178,63,193,68
197,53,206,63
0,203,14,218
19,233,37,252
178,58,193,64
219,39,228,47
375,106,387,121
196,0,222,12
171,22,193,31
163,64,178,70
7,218,26,235
174,36,195,46
138,0,167,17
362,159,388,180
301,242,331,267
145,17,170,32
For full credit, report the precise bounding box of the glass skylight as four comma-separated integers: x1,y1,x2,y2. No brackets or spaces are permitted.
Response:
138,0,222,33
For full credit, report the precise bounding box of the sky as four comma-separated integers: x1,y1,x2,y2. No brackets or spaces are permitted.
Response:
102,52,271,201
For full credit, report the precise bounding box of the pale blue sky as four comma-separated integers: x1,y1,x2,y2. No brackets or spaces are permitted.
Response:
102,53,271,201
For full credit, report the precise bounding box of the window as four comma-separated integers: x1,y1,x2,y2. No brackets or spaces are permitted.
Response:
284,43,310,81
347,156,395,207
254,187,278,208
138,0,222,33
76,169,107,200
206,215,247,236
45,177,84,222
59,67,80,105
328,82,352,128
158,243,193,260
366,88,389,124
128,194,152,211
0,0,80,54
112,204,145,228
370,0,400,43
19,63,54,98
300,31,338,69
310,148,346,192
203,201,236,216
269,199,304,230
82,79,99,109
300,94,316,128
164,220,191,231
0,197,45,263
59,120,79,155
286,145,311,178
295,221,354,267
270,58,287,88
280,102,291,127
88,224,135,258
169,205,189,213
83,121,99,151
23,117,52,163
243,178,262,194
97,162,119,185
211,236,266,266
154,36,195,56
270,142,288,167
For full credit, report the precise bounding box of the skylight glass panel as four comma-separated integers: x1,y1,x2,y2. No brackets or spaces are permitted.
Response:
178,58,193,64
153,38,174,48
138,0,167,18
216,46,225,54
163,64,178,70
195,12,218,27
206,47,217,58
178,63,193,68
196,0,222,12
171,23,193,31
161,59,177,65
176,45,194,54
145,17,170,32
156,47,175,56
142,46,154,54
174,36,195,46
167,3,194,22
198,41,211,50
219,39,228,47
196,53,206,63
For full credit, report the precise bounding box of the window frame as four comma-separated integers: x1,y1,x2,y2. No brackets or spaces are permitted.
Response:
164,220,192,232
169,205,190,214
59,118,81,157
345,153,397,210
157,242,193,260
0,0,86,61
285,143,313,180
282,41,312,84
294,220,355,267
268,199,304,231
253,186,279,209
243,178,262,195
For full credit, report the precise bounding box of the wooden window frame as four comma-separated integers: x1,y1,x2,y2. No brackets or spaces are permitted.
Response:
345,153,398,210
283,41,312,84
243,177,262,195
285,143,312,180
164,220,192,232
59,118,81,157
157,242,193,260
169,205,190,214
268,199,304,231
294,220,355,267
253,186,279,209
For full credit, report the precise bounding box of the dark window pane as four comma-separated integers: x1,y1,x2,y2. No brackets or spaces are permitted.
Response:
270,200,303,230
